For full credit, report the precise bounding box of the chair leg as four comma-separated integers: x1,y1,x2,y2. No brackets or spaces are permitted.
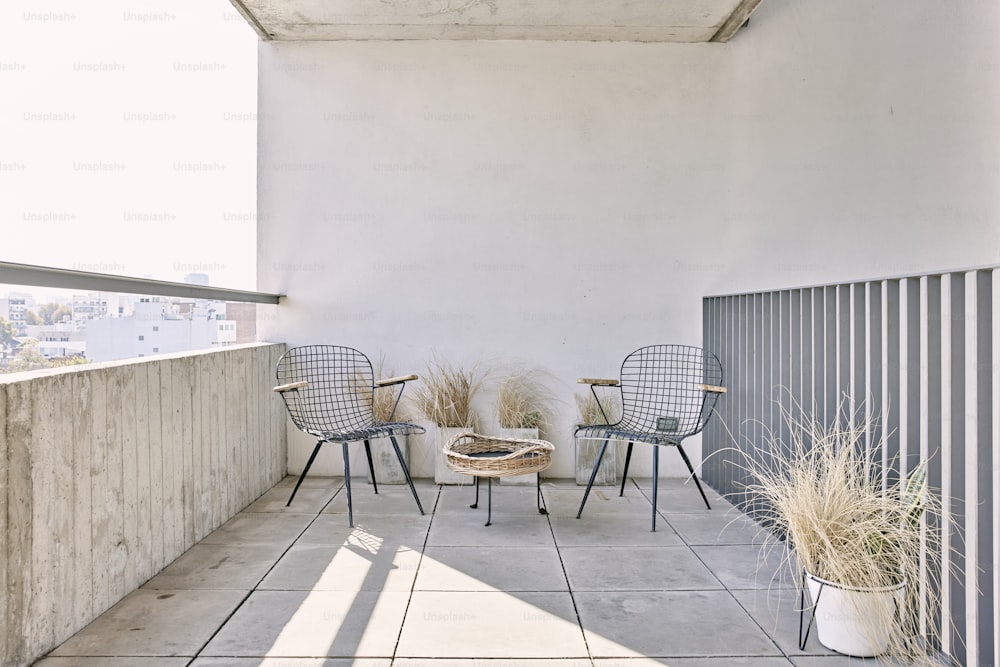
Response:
363,439,378,495
286,440,324,507
390,434,424,515
343,442,354,527
619,441,634,497
471,476,481,509
676,444,711,510
576,437,611,519
651,446,659,532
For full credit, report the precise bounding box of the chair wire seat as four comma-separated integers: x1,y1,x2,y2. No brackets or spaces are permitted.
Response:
576,344,726,531
301,422,424,443
274,345,426,526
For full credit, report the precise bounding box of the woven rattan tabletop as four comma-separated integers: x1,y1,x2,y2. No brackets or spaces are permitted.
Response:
443,432,554,478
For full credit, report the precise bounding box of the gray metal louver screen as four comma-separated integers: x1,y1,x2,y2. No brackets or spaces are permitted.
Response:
703,267,998,667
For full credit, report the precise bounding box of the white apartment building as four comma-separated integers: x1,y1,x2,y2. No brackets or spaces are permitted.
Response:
1,292,36,334
24,322,87,359
72,293,114,322
85,298,237,362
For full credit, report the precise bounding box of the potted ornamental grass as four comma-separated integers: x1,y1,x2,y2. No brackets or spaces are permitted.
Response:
743,405,943,661
363,356,413,484
496,368,556,434
411,356,486,484
573,390,622,485
494,369,552,485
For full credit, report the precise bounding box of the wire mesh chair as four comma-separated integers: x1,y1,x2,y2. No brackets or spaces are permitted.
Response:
576,344,726,531
273,345,425,526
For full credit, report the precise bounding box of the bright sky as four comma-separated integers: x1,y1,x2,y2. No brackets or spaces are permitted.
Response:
1,0,258,290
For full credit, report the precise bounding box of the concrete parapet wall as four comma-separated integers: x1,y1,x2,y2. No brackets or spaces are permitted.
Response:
0,342,287,667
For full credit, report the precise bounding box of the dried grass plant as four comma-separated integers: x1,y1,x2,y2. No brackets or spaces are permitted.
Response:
411,356,485,428
741,405,944,663
574,391,621,426
369,356,409,424
496,370,552,429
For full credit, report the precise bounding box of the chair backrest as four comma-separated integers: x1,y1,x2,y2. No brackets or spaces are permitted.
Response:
616,344,724,439
275,345,376,437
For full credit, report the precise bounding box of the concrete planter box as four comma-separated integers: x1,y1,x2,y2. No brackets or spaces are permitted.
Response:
364,434,409,485
575,432,617,485
497,427,541,486
434,426,474,485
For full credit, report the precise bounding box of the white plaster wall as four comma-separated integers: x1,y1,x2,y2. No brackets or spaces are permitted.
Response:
257,0,1000,478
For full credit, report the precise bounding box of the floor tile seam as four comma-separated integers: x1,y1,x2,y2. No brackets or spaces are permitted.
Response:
410,578,571,592
194,651,397,659
667,533,799,658
585,652,794,660
410,591,572,595
141,585,292,594
556,544,694,550
388,484,442,664
564,510,673,520
632,483,706,532
660,518,699,550
389,653,593,661
547,495,598,664
661,509,764,538
423,543,559,548
180,589,254,663
225,516,322,520
552,544,693,548
679,542,761,548
44,652,200,661
197,511,324,547
571,587,744,594
728,584,850,660
420,548,562,557
719,579,793,661
687,542,797,592
573,483,659,524
187,483,346,661
631,483,701,535
684,533,755,592
662,506,773,540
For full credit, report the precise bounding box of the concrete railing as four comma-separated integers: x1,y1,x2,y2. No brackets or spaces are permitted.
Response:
0,342,288,667
702,266,998,667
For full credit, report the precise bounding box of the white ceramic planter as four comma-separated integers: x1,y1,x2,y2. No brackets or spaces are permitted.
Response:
364,434,409,485
497,427,540,486
806,572,905,657
434,426,475,485
575,432,617,485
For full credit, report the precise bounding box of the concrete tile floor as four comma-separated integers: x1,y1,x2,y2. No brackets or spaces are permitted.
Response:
36,477,899,667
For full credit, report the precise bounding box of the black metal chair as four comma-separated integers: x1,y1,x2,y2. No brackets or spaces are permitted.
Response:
273,345,425,526
576,344,726,531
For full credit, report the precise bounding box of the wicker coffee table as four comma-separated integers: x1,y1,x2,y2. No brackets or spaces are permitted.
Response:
442,432,554,526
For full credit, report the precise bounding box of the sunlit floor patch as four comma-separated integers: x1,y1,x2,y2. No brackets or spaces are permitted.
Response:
200,590,410,657
396,589,588,658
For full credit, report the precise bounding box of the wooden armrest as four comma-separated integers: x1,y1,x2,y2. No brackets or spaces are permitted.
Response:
697,383,727,394
273,381,308,393
578,378,620,387
375,374,418,387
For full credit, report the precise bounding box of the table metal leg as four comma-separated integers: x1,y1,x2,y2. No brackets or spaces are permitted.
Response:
537,473,548,515
485,477,493,527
